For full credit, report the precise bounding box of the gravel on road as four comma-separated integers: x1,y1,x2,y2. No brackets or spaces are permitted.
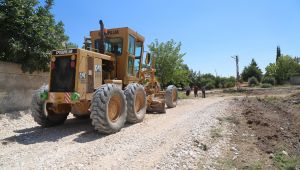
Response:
0,97,235,170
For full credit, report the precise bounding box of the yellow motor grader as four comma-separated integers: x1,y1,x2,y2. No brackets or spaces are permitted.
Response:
31,20,178,134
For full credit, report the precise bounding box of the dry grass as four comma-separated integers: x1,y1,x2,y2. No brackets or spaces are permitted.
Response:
210,127,222,138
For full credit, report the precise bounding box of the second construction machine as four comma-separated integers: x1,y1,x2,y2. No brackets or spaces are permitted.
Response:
31,20,178,134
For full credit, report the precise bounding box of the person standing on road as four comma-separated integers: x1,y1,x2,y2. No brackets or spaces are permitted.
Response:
201,85,206,98
186,86,191,96
193,85,199,97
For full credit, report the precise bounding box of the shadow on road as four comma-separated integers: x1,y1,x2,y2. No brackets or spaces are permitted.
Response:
2,117,107,145
1,110,31,120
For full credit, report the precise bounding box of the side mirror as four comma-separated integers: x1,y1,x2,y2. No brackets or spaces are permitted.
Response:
145,53,151,65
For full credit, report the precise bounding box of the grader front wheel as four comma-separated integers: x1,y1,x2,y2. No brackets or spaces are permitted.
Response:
124,83,147,123
165,85,178,108
90,84,127,134
31,85,68,127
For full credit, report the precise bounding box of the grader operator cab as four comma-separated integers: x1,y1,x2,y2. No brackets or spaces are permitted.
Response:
31,20,178,134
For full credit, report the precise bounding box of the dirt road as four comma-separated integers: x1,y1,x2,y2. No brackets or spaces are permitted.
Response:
0,96,235,170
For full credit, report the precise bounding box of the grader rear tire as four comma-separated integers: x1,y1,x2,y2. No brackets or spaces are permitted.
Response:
124,83,147,123
90,84,127,134
31,85,68,127
165,85,178,108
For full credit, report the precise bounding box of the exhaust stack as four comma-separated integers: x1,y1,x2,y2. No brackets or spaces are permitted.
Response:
99,20,105,54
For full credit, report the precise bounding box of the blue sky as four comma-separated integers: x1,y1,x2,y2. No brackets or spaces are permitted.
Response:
50,0,300,77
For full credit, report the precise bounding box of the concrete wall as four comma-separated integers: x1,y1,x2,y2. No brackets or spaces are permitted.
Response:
290,76,300,85
0,62,49,113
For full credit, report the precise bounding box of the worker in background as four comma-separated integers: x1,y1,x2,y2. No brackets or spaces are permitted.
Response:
201,85,206,98
193,85,199,97
186,86,191,96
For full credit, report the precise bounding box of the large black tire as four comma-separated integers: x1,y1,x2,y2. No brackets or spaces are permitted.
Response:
124,83,147,123
73,114,90,119
31,85,68,127
165,85,178,108
90,84,127,134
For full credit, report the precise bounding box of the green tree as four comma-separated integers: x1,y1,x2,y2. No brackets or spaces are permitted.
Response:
265,63,277,77
189,70,235,89
265,55,300,84
148,39,187,88
241,59,263,82
188,69,197,87
215,76,235,88
200,73,215,89
276,46,281,62
188,69,203,87
65,42,78,48
0,0,68,72
275,55,300,83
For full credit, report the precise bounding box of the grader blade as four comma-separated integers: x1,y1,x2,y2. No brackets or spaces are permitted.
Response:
146,94,166,113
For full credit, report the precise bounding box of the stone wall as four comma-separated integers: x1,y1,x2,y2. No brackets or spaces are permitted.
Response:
290,76,300,85
0,62,49,113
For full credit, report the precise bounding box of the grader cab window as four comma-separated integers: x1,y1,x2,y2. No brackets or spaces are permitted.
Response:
95,38,123,55
127,35,136,76
128,57,134,76
135,42,142,57
134,42,143,77
105,38,123,55
128,35,135,55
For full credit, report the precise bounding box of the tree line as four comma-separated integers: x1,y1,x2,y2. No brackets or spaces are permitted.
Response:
150,42,300,90
241,46,300,86
148,39,236,90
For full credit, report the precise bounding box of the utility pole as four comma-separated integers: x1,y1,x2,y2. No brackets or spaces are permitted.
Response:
231,55,240,91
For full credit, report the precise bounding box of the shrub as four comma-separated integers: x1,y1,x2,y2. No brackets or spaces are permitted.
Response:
262,77,276,85
241,59,263,82
205,81,215,90
261,83,272,88
178,91,190,99
215,76,235,88
200,78,215,90
224,81,235,88
273,152,299,170
248,76,259,87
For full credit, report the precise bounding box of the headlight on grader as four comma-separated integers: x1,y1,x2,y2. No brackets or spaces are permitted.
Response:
40,92,48,101
71,92,80,101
